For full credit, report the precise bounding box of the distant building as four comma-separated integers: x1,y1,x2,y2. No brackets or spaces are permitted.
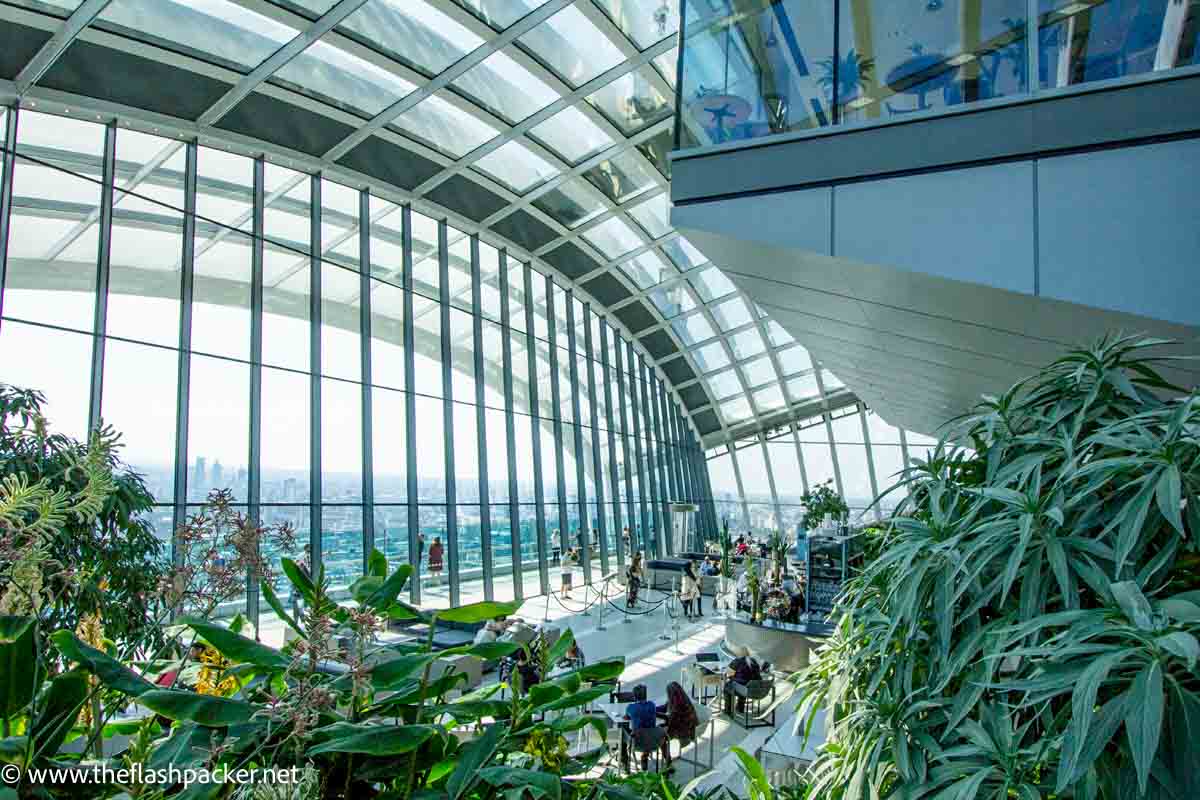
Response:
193,457,207,490
211,461,224,489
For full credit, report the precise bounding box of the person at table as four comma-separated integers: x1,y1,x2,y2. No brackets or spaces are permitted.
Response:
726,645,762,713
624,684,670,772
661,681,699,766
513,647,541,694
626,551,644,608
734,535,748,556
558,640,585,670
680,561,701,619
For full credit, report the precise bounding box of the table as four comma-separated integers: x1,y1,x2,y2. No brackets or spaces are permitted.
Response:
597,697,716,777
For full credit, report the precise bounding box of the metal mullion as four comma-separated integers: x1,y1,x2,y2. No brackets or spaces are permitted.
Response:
650,373,670,553
546,277,570,589
760,433,783,530
824,411,845,498
612,336,636,558
583,307,608,576
358,187,374,569
309,175,323,580
87,120,115,434
524,263,549,596
641,362,666,555
247,155,265,626
439,220,460,606
599,320,623,570
498,252,522,601
702,444,719,536
170,140,197,561
402,205,420,604
626,343,651,555
899,429,912,471
663,389,682,504
564,292,590,584
470,235,494,601
791,422,811,496
860,403,882,521
0,107,20,328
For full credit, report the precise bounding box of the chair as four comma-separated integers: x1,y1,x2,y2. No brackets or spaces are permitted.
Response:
623,726,666,773
725,678,776,729
684,664,723,705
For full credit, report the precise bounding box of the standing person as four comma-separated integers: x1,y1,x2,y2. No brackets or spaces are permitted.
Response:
680,561,700,619
428,536,444,586
626,551,644,608
417,533,426,573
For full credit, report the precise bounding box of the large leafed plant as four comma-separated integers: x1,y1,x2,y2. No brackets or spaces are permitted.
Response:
795,335,1200,799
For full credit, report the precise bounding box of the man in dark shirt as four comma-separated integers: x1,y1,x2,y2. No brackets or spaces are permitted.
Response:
726,645,762,713
624,685,669,772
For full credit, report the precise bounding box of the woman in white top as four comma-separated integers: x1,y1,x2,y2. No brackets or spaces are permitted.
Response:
680,561,701,618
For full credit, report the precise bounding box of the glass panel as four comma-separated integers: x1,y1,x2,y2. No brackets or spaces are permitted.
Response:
720,396,753,424
711,296,753,330
195,146,254,231
98,0,298,72
594,0,680,48
822,369,845,391
830,410,866,443
520,3,625,86
339,0,484,75
261,367,310,503
187,354,249,502
646,281,694,320
368,196,405,282
322,180,360,270
452,50,560,122
372,386,408,501
101,340,178,503
627,192,671,239
729,327,767,359
392,92,500,158
374,505,410,572
618,250,673,289
736,443,771,504
582,217,643,259
414,394,446,502
836,441,874,516
371,279,406,389
661,236,707,271
706,367,741,400
457,505,485,602
586,68,673,133
767,440,804,505
531,178,607,228
474,140,559,193
322,505,363,594
258,505,308,647
583,149,657,202
530,104,614,163
454,0,548,30
273,39,416,117
754,383,786,413
263,174,311,373
0,322,92,441
322,264,361,382
7,111,106,332
322,377,363,502
871,444,907,508
108,130,185,348
865,409,903,445
786,371,821,402
1039,1,1199,89
741,355,777,387
518,505,541,597
637,128,674,177
689,266,736,303
655,46,679,85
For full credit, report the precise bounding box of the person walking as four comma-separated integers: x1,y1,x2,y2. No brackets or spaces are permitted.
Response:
680,560,701,619
428,536,444,586
626,551,644,608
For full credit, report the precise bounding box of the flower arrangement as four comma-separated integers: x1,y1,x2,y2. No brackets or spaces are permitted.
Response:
799,479,849,531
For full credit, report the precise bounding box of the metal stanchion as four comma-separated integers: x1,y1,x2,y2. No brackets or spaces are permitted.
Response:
659,576,675,641
596,579,607,631
580,580,591,616
544,591,551,624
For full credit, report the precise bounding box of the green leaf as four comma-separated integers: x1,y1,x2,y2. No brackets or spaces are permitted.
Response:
477,767,561,800
138,690,256,727
280,558,316,605
1154,465,1184,535
183,618,289,671
545,628,574,668
30,670,88,760
1058,649,1128,790
307,722,438,756
1110,581,1154,631
0,616,40,719
368,548,388,578
365,564,415,610
1155,632,1200,669
1169,683,1200,799
731,746,772,800
259,580,304,639
438,600,522,625
51,630,156,697
1159,597,1200,623
447,721,506,800
1126,661,1164,797
369,653,437,690
533,685,611,713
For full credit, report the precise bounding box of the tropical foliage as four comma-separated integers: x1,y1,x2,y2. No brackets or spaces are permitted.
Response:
795,335,1200,799
798,481,849,532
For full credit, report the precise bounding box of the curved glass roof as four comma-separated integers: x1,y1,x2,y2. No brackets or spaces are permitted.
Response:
0,0,854,446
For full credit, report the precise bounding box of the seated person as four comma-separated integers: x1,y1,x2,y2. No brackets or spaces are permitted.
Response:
726,645,763,712
661,681,699,762
474,615,510,645
513,648,541,694
700,557,720,576
558,640,585,670
734,536,748,556
624,685,670,772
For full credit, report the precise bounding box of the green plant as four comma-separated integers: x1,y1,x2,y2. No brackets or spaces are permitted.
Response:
795,335,1200,799
798,480,848,532
745,558,761,622
59,547,623,800
816,50,875,105
0,383,167,648
718,524,734,580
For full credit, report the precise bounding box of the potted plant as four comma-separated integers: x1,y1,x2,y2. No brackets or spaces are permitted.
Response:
799,479,850,533
745,557,762,623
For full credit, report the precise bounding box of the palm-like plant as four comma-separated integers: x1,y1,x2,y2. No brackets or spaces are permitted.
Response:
795,334,1200,799
816,50,875,105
